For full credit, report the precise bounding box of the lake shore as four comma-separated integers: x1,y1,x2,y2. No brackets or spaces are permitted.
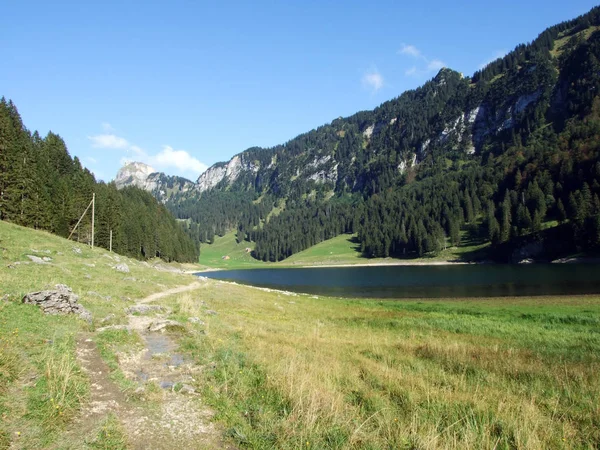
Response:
298,259,471,268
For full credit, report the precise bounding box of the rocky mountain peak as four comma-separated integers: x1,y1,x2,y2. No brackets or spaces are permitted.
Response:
114,162,157,189
113,161,195,203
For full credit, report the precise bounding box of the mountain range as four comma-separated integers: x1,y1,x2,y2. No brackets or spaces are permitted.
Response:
115,6,600,262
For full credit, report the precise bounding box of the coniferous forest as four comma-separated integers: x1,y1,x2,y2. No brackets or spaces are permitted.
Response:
0,99,199,262
165,7,600,262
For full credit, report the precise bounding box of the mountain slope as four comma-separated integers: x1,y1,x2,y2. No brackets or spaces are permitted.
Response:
115,162,196,203
0,101,199,262
127,6,600,262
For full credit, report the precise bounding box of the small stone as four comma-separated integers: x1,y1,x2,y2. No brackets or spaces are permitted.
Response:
147,319,185,332
26,255,50,265
126,305,163,315
114,263,130,273
205,310,218,316
72,247,82,255
188,317,205,325
96,324,131,333
179,384,196,394
84,274,92,279
42,257,52,262
100,313,116,324
123,276,137,282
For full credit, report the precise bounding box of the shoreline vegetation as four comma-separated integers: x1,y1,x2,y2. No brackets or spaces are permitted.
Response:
195,230,600,272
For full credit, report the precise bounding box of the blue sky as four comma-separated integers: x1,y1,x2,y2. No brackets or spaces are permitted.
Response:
2,1,598,182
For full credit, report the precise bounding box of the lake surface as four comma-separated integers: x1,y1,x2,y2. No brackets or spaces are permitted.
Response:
197,264,600,299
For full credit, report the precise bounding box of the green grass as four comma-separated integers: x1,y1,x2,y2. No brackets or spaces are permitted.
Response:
162,282,600,449
0,299,87,447
198,230,491,269
551,25,600,58
0,220,202,448
3,219,600,448
198,231,263,269
95,329,143,393
86,413,129,449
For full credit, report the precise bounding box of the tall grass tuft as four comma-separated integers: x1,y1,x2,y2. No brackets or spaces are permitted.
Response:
29,338,88,427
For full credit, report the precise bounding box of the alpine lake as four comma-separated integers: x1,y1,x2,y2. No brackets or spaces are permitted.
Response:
196,263,600,299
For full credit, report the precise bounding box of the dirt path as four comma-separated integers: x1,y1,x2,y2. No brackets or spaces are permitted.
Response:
67,281,230,449
137,281,205,304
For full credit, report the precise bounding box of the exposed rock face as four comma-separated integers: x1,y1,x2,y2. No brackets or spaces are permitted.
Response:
195,164,227,192
196,154,259,193
114,162,157,190
114,162,196,202
22,284,92,323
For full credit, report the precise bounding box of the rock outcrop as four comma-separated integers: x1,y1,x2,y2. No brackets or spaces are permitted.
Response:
196,154,259,193
114,162,196,202
114,263,130,273
22,284,92,323
114,162,157,190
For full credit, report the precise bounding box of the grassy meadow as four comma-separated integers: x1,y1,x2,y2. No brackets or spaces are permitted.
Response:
165,285,600,449
0,221,196,448
198,229,490,270
1,220,599,448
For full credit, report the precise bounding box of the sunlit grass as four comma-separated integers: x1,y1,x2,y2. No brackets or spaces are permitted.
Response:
0,220,201,448
166,282,600,449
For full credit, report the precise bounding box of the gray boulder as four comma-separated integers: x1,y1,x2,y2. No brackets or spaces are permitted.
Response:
22,284,92,323
114,263,130,273
147,319,185,332
26,255,50,265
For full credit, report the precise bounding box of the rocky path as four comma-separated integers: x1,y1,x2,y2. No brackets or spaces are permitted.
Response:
68,281,228,449
136,281,205,305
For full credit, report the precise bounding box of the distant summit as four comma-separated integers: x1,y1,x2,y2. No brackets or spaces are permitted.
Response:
114,162,157,190
114,162,195,203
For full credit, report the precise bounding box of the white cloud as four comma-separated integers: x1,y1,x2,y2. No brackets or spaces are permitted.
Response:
90,123,208,179
88,134,130,149
130,145,145,156
427,59,446,71
398,43,421,58
398,43,446,78
150,146,208,176
479,50,508,70
362,70,384,92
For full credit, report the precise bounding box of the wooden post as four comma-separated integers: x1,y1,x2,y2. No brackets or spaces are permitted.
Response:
91,193,95,248
109,229,113,253
68,197,94,241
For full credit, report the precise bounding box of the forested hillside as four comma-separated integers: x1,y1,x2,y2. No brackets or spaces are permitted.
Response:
0,99,199,262
155,6,600,262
